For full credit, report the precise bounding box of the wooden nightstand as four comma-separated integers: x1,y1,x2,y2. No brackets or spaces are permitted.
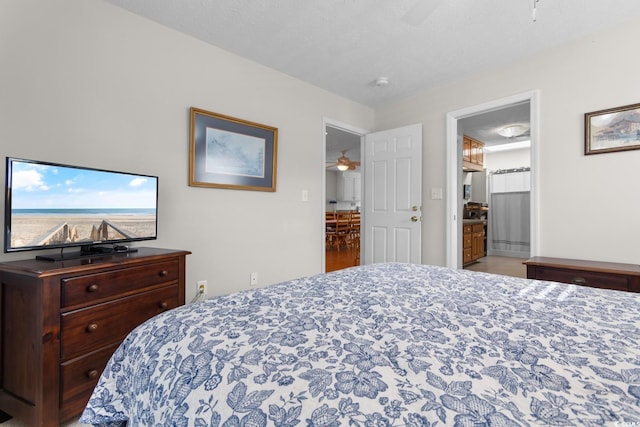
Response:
524,256,640,293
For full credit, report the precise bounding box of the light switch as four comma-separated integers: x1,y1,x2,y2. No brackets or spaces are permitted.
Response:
301,189,309,202
431,188,443,200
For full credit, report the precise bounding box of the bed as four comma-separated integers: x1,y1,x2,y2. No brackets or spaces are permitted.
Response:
80,263,640,426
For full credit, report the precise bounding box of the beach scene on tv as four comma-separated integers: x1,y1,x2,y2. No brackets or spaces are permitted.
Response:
8,160,157,251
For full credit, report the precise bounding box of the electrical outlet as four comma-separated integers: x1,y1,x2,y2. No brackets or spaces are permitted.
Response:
250,272,258,286
197,280,207,295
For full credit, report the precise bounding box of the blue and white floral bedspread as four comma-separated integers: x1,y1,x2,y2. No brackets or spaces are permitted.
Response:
81,263,640,426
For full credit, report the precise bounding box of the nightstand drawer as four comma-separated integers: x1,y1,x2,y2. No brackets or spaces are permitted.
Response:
61,285,177,360
61,260,179,308
534,267,628,291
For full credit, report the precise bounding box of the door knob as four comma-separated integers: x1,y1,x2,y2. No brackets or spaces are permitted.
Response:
411,216,419,222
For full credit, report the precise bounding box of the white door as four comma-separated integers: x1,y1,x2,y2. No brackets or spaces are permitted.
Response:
363,124,422,264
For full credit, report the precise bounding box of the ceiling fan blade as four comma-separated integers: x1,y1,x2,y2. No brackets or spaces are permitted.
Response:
402,0,444,26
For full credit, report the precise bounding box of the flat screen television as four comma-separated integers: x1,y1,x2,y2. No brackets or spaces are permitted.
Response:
4,157,158,261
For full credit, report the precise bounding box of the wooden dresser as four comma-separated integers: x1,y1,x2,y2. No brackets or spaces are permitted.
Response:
0,247,190,426
524,256,640,293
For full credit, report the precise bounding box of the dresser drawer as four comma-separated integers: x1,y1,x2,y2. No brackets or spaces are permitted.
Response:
463,233,472,249
472,223,485,233
61,285,177,360
60,343,120,420
534,267,629,291
61,260,179,308
463,248,472,264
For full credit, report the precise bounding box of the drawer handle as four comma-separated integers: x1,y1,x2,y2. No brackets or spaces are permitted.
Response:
572,277,587,285
86,369,99,379
87,283,99,293
159,301,168,309
86,323,99,333
159,270,169,277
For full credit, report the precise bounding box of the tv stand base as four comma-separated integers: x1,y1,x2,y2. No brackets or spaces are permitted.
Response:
35,245,138,262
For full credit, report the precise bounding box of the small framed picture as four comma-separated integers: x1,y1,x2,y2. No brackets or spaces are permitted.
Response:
189,107,278,191
585,102,640,155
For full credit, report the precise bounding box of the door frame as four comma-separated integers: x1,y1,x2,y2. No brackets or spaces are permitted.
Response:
321,117,368,273
445,90,540,268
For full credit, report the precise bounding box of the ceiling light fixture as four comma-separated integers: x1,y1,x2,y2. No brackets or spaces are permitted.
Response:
336,164,350,171
497,124,529,138
374,77,390,87
485,140,531,152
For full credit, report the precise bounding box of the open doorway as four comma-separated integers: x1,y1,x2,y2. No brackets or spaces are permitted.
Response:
445,91,539,276
322,119,366,273
460,103,531,277
321,120,423,272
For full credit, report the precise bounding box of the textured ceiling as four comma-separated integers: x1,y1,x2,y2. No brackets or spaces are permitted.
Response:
106,0,640,107
460,102,531,147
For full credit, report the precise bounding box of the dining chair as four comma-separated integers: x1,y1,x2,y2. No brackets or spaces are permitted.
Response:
326,211,350,251
348,211,360,248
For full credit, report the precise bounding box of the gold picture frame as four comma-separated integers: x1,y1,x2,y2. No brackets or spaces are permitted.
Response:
585,102,640,155
189,107,277,191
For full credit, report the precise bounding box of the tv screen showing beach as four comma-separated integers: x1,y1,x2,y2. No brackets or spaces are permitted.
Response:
5,158,158,252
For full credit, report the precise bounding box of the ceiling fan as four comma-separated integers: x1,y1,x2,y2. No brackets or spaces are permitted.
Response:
327,150,360,171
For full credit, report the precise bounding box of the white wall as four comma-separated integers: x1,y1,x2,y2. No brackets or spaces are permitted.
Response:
0,0,374,300
376,18,640,265
485,148,531,171
325,170,339,210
